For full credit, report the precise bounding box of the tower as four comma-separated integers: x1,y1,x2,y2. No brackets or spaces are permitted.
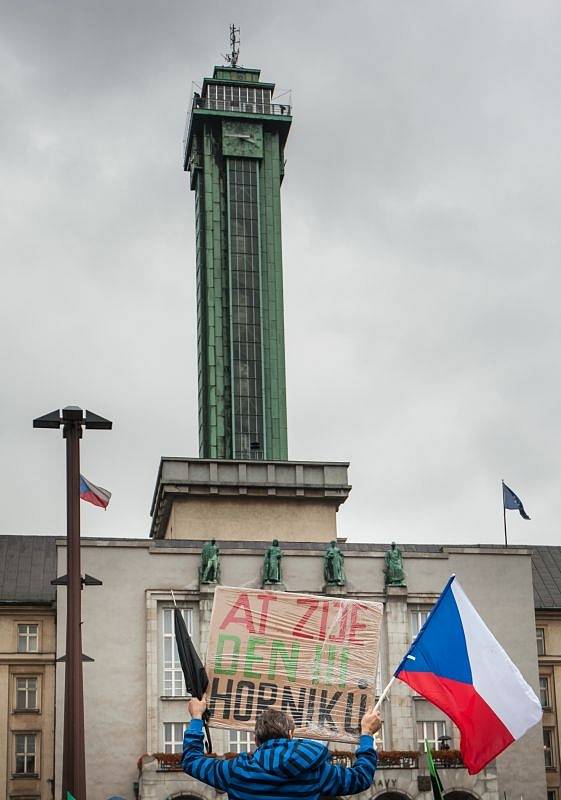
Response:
184,55,292,461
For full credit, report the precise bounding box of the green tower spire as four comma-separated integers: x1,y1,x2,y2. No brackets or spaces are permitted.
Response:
184,60,292,461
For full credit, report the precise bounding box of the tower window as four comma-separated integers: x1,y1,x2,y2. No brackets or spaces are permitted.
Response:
228,158,264,460
207,84,272,114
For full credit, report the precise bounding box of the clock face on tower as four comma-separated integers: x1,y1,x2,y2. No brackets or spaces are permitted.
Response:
221,120,263,158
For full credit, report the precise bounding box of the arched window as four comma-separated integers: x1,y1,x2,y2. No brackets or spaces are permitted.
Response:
374,793,411,800
168,795,203,800
444,792,479,800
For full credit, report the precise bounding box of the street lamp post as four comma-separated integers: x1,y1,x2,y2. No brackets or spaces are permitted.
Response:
34,406,111,800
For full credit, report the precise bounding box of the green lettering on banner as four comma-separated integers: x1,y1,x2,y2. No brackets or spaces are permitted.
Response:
311,644,322,685
325,645,337,686
338,647,349,687
215,633,241,675
268,639,300,682
244,636,267,678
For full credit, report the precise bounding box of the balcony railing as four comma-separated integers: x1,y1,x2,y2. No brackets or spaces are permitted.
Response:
192,97,291,117
331,749,464,770
378,751,419,769
149,748,464,772
153,753,182,771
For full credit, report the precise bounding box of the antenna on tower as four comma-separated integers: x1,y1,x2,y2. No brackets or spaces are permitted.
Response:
223,24,240,68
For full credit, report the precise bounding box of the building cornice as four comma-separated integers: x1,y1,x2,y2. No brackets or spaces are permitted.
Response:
149,458,352,540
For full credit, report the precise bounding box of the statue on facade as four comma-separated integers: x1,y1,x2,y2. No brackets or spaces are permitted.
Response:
384,542,406,586
324,540,345,586
201,538,220,583
263,539,283,584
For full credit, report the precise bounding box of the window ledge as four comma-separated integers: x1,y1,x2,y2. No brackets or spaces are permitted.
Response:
13,708,40,715
160,695,189,701
12,772,39,779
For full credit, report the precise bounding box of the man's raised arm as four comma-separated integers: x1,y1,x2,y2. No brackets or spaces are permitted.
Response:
318,707,381,797
181,696,232,791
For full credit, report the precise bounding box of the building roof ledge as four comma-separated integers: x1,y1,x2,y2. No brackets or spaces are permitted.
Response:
149,457,351,539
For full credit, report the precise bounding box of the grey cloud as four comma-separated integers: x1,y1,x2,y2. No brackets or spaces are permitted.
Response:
1,0,560,546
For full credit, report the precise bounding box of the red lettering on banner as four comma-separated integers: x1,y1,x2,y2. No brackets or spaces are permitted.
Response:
219,593,256,633
293,598,319,640
319,600,330,641
328,603,349,643
348,603,367,645
256,594,277,635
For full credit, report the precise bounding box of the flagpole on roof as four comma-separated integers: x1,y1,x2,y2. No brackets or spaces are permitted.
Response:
502,480,508,548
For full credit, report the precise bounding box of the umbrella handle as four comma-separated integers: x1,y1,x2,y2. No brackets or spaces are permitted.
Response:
203,710,212,754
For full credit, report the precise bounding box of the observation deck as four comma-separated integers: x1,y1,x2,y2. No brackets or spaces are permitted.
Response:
183,65,292,169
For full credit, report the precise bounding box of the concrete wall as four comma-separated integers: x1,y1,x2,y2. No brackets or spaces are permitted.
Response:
165,496,337,542
54,539,545,800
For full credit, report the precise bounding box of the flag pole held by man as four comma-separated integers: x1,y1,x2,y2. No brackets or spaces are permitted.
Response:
182,696,381,800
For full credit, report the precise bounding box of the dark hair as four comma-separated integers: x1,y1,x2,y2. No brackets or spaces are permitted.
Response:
254,709,295,744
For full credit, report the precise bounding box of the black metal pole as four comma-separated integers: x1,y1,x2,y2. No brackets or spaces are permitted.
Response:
62,415,86,799
33,406,111,800
502,480,508,547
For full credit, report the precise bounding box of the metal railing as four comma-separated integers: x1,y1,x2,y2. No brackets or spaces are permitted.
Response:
192,97,291,116
331,749,464,770
151,748,464,773
154,753,182,771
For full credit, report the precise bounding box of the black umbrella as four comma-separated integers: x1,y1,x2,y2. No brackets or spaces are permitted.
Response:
171,590,212,753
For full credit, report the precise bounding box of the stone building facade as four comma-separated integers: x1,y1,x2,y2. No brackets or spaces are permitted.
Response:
0,535,57,800
48,460,546,800
533,547,561,800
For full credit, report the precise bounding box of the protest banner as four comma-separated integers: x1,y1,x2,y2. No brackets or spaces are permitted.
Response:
205,586,383,743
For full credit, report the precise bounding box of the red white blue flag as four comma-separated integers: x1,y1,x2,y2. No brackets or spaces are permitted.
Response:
395,575,542,774
79,474,111,509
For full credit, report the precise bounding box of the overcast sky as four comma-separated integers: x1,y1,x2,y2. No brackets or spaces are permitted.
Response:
1,0,560,546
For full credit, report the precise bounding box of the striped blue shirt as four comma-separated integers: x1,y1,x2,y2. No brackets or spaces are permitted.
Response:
182,719,377,800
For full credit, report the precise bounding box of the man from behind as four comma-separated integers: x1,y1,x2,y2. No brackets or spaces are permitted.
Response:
182,696,381,800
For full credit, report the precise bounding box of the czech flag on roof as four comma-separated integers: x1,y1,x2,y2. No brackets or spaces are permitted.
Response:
395,575,542,774
79,474,111,509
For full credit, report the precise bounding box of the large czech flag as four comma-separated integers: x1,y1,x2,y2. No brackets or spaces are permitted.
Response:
395,575,542,774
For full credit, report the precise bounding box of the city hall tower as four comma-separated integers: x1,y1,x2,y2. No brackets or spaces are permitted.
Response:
184,58,292,461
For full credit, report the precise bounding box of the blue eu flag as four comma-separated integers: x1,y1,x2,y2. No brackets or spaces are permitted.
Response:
503,481,530,520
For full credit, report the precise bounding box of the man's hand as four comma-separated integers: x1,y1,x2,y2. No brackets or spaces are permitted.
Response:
188,695,207,720
360,707,382,736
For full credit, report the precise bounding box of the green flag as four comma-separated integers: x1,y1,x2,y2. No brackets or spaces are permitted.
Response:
425,740,444,800
67,792,76,800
